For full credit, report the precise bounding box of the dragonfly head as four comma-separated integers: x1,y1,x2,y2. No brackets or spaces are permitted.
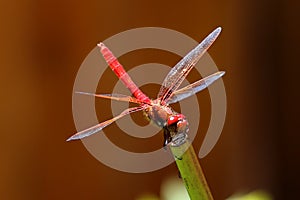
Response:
167,114,189,134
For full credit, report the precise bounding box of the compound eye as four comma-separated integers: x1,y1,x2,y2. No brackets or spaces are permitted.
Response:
167,115,178,126
167,114,185,126
177,119,189,133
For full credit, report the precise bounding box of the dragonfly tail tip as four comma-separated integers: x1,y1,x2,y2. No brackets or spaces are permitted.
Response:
97,42,105,49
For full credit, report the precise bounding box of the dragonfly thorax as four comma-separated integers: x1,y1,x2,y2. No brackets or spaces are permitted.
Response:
145,100,174,127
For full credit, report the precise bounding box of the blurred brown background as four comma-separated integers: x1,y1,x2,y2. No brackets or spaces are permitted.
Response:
0,0,299,199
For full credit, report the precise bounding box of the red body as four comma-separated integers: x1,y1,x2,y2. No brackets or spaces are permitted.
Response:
99,43,151,104
67,27,224,144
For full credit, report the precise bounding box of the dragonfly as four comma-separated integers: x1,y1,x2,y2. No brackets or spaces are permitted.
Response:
67,27,225,147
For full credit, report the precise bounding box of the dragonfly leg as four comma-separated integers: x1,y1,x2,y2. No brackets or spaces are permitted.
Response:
163,128,172,149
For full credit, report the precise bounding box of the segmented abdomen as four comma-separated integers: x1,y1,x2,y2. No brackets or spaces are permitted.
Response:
98,43,151,104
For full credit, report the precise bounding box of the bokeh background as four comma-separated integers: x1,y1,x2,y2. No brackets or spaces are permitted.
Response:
1,0,299,199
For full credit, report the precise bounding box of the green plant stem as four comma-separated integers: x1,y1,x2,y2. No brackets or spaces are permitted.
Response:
170,139,213,200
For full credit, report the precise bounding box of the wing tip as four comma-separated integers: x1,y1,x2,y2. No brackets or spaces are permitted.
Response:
219,71,225,77
75,91,95,96
211,71,225,81
66,132,86,141
66,135,78,142
203,71,225,86
211,27,222,39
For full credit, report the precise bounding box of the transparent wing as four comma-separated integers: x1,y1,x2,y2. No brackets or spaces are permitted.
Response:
66,106,147,141
167,71,225,104
76,92,143,104
158,27,222,102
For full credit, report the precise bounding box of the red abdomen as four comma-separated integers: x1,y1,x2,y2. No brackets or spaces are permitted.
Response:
98,43,151,104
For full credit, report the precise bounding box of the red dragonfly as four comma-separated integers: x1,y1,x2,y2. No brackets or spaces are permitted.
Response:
67,27,224,147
